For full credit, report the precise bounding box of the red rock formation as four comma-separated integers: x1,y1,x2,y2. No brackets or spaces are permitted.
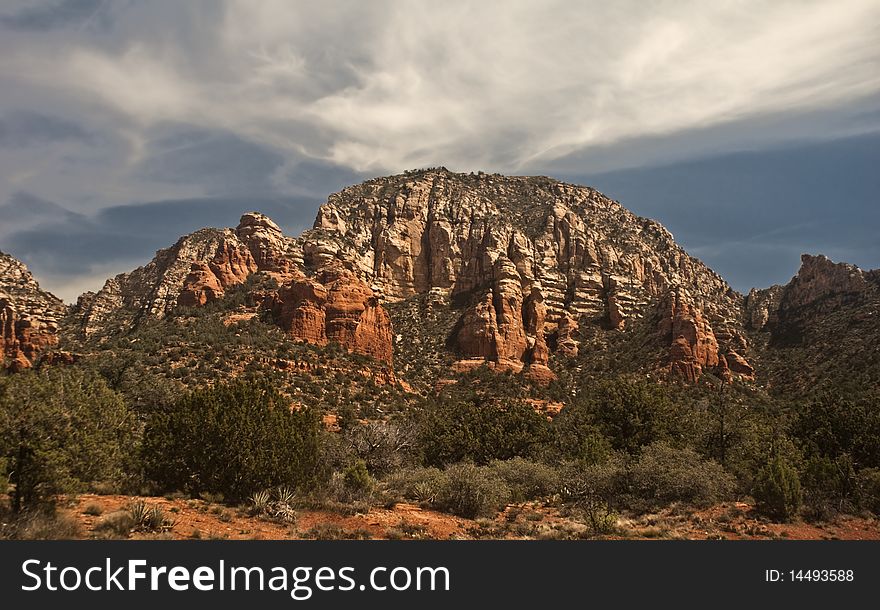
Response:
724,350,755,379
1,299,60,371
659,291,720,381
270,269,394,364
554,312,579,357
454,280,556,384
273,276,329,345
178,263,225,307
324,269,394,363
178,239,257,307
669,336,700,382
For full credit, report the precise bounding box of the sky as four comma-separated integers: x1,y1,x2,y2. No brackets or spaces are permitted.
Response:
0,0,878,302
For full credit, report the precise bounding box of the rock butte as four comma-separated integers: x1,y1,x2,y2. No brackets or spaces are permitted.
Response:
3,169,878,385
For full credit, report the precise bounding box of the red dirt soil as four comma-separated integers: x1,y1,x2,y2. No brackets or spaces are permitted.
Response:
62,495,880,541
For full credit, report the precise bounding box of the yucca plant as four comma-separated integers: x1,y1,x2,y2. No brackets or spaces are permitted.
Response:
127,501,149,528
274,486,296,505
248,490,271,515
412,480,437,504
127,501,175,532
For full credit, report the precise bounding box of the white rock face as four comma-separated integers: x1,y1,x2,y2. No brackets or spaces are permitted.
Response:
0,251,67,368
67,169,755,381
302,168,748,377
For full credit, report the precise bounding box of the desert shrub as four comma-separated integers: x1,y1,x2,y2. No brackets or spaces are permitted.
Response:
343,459,374,493
248,487,297,523
383,467,445,504
558,456,626,533
488,458,559,502
857,468,880,514
0,369,137,511
753,456,802,521
82,503,103,517
142,380,322,502
562,379,682,455
433,463,511,519
625,442,737,511
127,501,174,533
94,511,136,538
248,489,272,514
414,388,551,466
800,454,857,519
345,420,415,476
0,508,81,540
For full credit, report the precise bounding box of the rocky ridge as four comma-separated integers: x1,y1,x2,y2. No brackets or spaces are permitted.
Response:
744,254,880,392
304,169,750,382
746,254,879,343
0,251,67,370
72,212,393,365
5,169,874,389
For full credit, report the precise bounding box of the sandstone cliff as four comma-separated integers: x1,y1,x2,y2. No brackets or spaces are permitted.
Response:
303,168,750,381
0,251,67,370
6,171,875,392
744,253,880,393
64,169,763,382
72,213,392,364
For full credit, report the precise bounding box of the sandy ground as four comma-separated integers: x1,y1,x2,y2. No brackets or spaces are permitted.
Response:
62,494,880,541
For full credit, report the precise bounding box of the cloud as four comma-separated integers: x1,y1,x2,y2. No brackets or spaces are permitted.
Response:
572,133,880,290
134,126,287,196
6,0,876,173
0,1,878,299
0,111,93,147
0,0,111,31
0,190,83,225
0,192,321,302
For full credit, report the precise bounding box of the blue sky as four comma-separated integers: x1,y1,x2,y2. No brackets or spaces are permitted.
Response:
0,0,878,301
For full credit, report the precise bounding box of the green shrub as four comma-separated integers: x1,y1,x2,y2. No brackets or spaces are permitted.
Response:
753,456,802,521
142,380,322,502
856,468,880,514
414,389,550,467
792,391,880,469
0,369,137,511
488,458,559,502
626,442,736,511
568,379,682,455
800,454,857,519
433,463,511,519
546,414,612,464
343,460,374,493
383,467,445,504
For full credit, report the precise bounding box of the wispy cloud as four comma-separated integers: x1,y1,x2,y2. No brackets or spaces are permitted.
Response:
4,0,878,173
0,1,878,298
